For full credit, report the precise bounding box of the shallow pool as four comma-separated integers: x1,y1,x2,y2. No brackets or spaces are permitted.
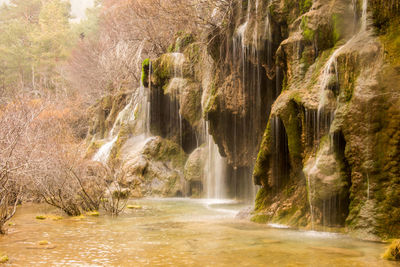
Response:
0,198,396,266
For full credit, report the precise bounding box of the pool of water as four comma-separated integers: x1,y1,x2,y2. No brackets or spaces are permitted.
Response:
0,198,396,266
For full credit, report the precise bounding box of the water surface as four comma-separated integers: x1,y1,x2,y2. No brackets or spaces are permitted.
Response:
0,198,396,266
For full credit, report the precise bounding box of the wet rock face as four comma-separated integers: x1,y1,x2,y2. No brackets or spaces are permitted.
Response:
122,136,187,197
87,92,131,141
85,0,400,239
203,0,287,169
147,49,203,154
184,147,206,197
248,0,400,239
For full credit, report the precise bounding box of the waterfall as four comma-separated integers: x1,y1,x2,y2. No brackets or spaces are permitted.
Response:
317,0,369,140
93,44,152,164
361,0,368,32
306,159,317,229
230,0,275,202
146,61,152,136
306,0,369,228
169,53,185,148
204,121,228,199
93,136,118,164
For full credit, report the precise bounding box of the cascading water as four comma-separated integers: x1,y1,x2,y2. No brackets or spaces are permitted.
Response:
93,46,152,164
228,0,277,202
167,53,185,147
93,136,118,164
306,0,369,229
318,0,369,117
203,121,228,199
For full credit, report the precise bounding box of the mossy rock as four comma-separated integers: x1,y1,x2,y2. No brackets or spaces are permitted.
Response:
38,240,49,246
370,0,400,32
141,58,150,87
175,33,195,52
127,205,142,210
383,239,400,261
72,215,86,220
253,120,273,186
251,214,270,224
180,82,202,127
86,211,100,217
254,187,269,211
301,16,315,43
380,18,400,67
300,0,313,14
0,254,8,264
184,147,206,182
142,137,187,169
152,55,174,87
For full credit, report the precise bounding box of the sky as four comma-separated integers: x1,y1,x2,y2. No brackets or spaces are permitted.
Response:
0,0,94,22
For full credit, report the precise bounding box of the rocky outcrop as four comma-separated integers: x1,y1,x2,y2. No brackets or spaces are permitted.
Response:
184,147,206,197
86,0,400,240
144,35,204,154
122,136,187,197
249,0,400,240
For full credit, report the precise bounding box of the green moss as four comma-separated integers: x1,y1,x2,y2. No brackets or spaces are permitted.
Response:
332,14,343,45
127,205,142,210
280,100,303,166
382,239,400,261
141,58,150,87
167,44,174,53
176,33,194,52
370,0,400,32
380,18,400,67
254,187,269,211
253,120,273,186
184,43,200,66
86,211,100,217
203,82,219,117
292,92,302,104
251,214,270,224
300,0,312,14
152,55,173,87
38,240,49,245
283,0,300,24
36,215,47,220
0,254,8,263
301,16,315,42
336,53,360,102
72,215,86,220
143,138,187,169
300,47,314,75
269,4,276,17
282,72,288,91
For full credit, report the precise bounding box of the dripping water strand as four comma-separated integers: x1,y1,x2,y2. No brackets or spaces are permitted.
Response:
307,0,369,229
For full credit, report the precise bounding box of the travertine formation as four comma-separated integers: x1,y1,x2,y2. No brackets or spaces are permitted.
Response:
87,0,400,240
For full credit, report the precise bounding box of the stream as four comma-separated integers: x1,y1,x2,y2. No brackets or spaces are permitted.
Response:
0,198,396,266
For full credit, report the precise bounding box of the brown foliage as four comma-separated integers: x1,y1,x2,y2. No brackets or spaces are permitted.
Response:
64,0,235,99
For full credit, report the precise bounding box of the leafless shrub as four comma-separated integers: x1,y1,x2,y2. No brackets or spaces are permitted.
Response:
0,97,43,233
64,0,236,100
101,169,129,216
